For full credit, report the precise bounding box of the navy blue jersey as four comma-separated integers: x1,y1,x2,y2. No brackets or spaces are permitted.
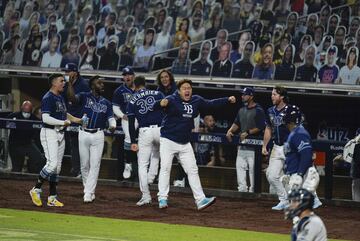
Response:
126,88,165,128
154,92,229,144
265,105,289,146
112,84,135,113
283,125,313,176
41,91,67,121
76,92,113,129
62,76,90,117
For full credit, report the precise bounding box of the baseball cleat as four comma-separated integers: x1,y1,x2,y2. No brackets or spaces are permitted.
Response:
197,196,216,211
123,163,132,179
173,178,185,187
272,200,288,211
136,197,152,206
83,193,94,203
158,199,168,209
29,187,42,207
47,195,64,207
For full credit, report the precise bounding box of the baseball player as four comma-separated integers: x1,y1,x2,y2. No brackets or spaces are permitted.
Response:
262,86,289,210
226,87,266,192
281,105,322,209
154,79,236,210
285,188,327,241
112,67,138,179
30,73,81,207
127,76,164,206
67,75,116,203
62,63,90,177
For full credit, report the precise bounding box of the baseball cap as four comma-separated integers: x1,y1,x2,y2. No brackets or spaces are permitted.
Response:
242,87,254,96
122,66,134,75
62,63,78,72
328,46,337,54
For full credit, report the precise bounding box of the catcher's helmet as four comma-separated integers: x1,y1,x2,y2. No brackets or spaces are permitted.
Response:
284,188,314,220
282,105,302,125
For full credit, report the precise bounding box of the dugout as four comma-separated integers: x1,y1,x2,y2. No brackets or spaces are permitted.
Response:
0,65,359,201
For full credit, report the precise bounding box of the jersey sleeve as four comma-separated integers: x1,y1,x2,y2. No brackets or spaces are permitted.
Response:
292,133,313,176
264,108,272,127
200,96,228,109
41,96,53,114
112,89,123,106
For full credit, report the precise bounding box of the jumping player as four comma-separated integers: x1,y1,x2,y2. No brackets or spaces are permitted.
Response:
154,79,236,210
262,86,289,210
281,105,322,209
127,76,164,206
67,75,116,203
285,188,327,241
30,73,81,207
113,67,137,179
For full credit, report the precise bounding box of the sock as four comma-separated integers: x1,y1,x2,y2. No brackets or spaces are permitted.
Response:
49,181,57,196
35,175,46,189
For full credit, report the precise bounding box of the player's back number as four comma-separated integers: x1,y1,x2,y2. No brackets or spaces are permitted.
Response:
137,96,156,114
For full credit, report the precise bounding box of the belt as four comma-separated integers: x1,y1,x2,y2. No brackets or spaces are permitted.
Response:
43,124,65,132
141,124,159,128
81,127,102,133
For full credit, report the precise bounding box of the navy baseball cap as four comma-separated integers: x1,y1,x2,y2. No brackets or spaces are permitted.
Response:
242,87,254,96
122,66,134,75
62,63,78,72
328,46,337,54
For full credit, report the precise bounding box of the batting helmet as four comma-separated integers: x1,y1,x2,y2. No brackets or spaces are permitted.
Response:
284,188,314,220
282,105,302,125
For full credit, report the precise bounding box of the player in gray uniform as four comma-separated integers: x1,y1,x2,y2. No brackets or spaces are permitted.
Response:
285,188,327,241
226,87,266,192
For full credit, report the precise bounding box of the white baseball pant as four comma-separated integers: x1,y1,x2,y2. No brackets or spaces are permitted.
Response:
266,144,287,201
236,147,255,192
137,126,161,199
158,137,206,203
78,129,104,196
40,128,65,178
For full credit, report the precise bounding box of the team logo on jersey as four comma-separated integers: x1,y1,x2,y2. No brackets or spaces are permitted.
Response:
56,101,66,113
270,113,283,126
182,104,193,118
85,98,107,113
297,141,311,152
123,93,133,102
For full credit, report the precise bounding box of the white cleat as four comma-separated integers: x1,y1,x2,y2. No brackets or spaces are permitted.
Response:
136,197,152,206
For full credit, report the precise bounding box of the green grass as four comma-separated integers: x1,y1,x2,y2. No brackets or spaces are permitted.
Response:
0,208,346,241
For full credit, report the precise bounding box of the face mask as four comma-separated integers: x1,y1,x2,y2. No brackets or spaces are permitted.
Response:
64,75,70,82
22,112,31,119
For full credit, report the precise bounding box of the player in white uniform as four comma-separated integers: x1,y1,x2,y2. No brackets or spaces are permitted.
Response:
30,73,81,207
127,76,164,206
285,188,327,241
67,75,116,203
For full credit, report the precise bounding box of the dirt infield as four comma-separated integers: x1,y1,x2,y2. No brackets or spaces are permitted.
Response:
0,179,359,240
